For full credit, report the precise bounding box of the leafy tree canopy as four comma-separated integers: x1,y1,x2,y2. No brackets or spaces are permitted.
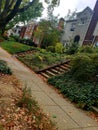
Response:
34,16,61,48
6,0,43,29
0,0,60,34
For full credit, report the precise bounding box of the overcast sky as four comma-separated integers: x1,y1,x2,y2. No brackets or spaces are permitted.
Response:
40,0,97,18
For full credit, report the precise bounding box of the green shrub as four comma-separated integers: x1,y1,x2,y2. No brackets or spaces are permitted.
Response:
46,46,55,53
66,42,79,55
78,45,94,53
70,54,95,81
32,53,43,63
8,36,15,41
11,35,19,42
0,60,12,74
0,36,4,42
90,53,98,74
55,42,64,53
94,47,98,53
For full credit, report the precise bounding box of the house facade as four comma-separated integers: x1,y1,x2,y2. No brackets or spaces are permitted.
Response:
61,7,93,46
20,21,38,40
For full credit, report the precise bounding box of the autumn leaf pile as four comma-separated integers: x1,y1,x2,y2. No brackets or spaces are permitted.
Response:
0,75,57,130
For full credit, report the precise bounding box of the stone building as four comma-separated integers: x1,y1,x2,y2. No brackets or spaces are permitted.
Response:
61,7,93,46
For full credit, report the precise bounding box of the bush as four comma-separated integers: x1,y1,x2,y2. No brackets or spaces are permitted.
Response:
8,36,15,41
0,60,12,74
55,42,64,53
66,41,79,55
90,53,98,74
0,36,4,42
78,45,94,53
11,35,20,42
94,47,98,53
46,46,55,53
70,54,95,81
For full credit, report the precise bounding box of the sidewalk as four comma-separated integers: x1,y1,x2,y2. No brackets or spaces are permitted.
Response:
0,47,98,130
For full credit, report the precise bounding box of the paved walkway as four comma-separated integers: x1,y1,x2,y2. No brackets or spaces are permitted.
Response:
0,47,98,130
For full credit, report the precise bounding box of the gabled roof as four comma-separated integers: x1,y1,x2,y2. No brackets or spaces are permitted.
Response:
65,6,93,23
77,7,93,16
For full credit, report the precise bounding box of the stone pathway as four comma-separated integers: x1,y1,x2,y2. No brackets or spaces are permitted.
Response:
0,47,98,130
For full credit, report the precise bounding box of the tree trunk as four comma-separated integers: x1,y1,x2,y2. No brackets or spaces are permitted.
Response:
0,20,6,35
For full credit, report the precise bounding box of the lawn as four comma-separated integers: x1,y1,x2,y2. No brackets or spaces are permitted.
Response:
0,40,31,54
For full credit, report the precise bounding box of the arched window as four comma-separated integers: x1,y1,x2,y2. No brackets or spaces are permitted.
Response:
74,35,80,43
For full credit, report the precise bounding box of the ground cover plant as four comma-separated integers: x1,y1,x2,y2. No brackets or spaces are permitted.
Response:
0,60,12,74
0,40,31,54
48,53,98,110
18,48,66,71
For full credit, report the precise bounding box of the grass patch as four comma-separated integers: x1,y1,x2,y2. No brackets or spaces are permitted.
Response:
0,60,12,74
17,87,39,112
0,40,31,54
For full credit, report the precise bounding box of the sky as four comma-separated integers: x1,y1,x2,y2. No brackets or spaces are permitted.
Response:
40,0,97,18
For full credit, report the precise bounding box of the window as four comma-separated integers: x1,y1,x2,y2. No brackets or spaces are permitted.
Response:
74,35,80,43
70,23,76,31
81,17,87,24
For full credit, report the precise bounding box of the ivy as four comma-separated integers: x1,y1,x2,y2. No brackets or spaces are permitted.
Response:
48,73,98,110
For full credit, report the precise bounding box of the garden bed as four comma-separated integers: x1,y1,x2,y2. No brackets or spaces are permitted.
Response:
0,40,67,72
17,49,66,72
48,53,98,110
48,73,98,110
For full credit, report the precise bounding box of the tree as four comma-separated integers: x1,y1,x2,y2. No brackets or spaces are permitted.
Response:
0,0,60,34
34,18,61,48
6,0,43,30
64,9,77,21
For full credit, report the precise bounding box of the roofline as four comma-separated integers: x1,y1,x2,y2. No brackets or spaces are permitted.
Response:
66,19,77,22
77,6,93,15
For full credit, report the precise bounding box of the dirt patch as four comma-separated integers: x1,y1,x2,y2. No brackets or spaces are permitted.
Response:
0,74,56,130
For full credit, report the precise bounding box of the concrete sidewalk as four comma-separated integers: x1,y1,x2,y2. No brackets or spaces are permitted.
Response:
0,47,98,130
